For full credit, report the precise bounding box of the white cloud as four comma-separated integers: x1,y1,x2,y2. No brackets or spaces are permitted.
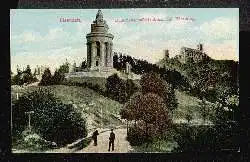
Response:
11,32,37,43
200,17,238,40
44,28,64,40
11,27,71,45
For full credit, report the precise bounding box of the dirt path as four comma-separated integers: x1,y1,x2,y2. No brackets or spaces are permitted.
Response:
75,128,133,153
44,127,133,153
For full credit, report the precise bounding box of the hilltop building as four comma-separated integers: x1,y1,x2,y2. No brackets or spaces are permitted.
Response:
174,43,210,63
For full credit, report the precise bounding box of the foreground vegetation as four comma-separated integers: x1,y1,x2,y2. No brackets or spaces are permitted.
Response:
11,53,239,152
12,88,87,151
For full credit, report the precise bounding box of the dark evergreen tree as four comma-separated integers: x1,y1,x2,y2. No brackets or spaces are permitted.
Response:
52,69,64,85
24,65,32,75
125,79,137,101
106,73,127,103
12,67,21,85
166,85,178,115
22,65,34,84
58,61,69,74
39,68,52,86
12,65,38,85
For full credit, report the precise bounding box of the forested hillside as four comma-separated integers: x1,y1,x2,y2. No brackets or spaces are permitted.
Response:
114,52,239,121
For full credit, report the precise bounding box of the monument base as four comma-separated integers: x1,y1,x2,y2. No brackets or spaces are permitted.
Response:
64,68,141,91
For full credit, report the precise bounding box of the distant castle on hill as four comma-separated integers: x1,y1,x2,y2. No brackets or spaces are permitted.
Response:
164,43,210,64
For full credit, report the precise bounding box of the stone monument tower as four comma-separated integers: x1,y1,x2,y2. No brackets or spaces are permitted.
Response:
86,10,114,71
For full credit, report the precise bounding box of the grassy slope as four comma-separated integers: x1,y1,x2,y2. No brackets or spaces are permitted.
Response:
11,85,123,133
174,90,201,118
173,90,214,125
11,84,211,129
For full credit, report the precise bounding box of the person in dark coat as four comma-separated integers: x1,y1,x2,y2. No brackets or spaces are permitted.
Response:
108,129,115,151
92,130,99,146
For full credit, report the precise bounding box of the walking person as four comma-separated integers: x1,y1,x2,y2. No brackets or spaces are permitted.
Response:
108,129,115,151
92,130,99,146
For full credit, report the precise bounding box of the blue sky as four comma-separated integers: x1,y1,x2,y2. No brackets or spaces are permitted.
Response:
10,8,239,73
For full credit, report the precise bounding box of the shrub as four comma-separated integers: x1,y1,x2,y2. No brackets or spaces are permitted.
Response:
12,88,87,147
106,73,127,103
127,126,150,146
39,68,52,86
140,72,178,114
171,123,240,152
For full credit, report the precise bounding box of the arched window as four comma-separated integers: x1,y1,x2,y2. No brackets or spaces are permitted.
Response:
96,41,100,57
87,42,91,67
105,42,109,66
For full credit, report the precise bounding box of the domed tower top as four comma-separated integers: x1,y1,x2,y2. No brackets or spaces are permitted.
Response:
90,9,110,33
93,9,107,25
96,9,103,22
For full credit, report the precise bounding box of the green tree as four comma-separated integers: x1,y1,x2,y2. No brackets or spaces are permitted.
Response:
11,66,23,85
125,79,137,100
121,92,143,127
140,72,178,114
199,99,210,124
166,85,178,116
139,93,170,139
58,61,70,74
12,88,87,146
52,69,64,85
39,68,52,86
22,65,37,84
106,73,127,103
185,108,193,124
25,65,32,75
122,92,170,147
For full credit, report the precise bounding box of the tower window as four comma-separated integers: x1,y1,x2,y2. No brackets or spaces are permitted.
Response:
96,61,99,66
96,41,100,57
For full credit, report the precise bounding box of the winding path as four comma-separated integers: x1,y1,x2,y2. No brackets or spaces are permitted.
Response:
44,127,133,153
76,128,133,153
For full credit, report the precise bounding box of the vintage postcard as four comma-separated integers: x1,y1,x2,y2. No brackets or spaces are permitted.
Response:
10,8,239,153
